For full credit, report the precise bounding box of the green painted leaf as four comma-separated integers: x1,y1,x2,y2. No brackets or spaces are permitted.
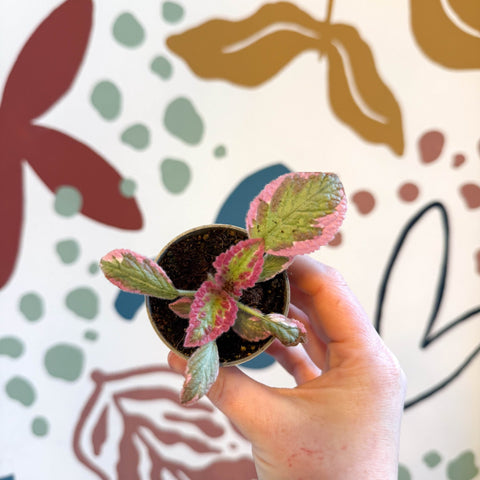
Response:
181,341,219,404
246,172,346,256
258,254,291,282
232,309,271,342
100,249,178,299
262,313,307,346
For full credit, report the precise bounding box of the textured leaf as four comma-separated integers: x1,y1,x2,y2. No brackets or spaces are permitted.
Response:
167,2,323,87
24,125,143,230
100,249,178,299
246,172,346,256
181,342,219,405
233,310,271,342
262,313,307,346
411,0,480,69
185,281,238,347
325,23,404,155
1,0,93,123
213,238,264,296
258,254,292,282
169,297,193,319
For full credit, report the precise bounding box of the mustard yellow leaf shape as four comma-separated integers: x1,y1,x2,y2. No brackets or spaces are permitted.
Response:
411,0,480,69
167,2,325,87
325,23,404,156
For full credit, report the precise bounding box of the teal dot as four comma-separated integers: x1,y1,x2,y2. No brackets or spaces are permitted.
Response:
447,451,479,480
56,239,80,264
19,292,44,322
113,12,145,47
151,55,173,80
91,80,121,120
214,145,227,158
84,330,98,341
162,2,184,23
161,158,191,194
65,287,99,320
164,97,204,145
423,451,442,468
5,376,36,406
32,417,49,437
398,465,411,480
119,178,137,198
121,124,150,150
54,186,83,217
88,262,99,274
44,343,84,381
0,336,25,358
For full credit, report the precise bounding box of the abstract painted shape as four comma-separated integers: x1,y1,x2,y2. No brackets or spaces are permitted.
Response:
419,130,445,163
213,145,227,158
90,81,121,120
351,190,375,214
19,292,44,322
0,0,143,289
66,287,99,320
121,124,150,150
398,465,412,480
112,12,145,47
161,158,191,193
73,366,256,480
114,290,144,320
411,0,480,69
423,450,442,468
119,178,137,198
5,376,36,406
56,239,80,263
164,97,204,145
54,185,83,216
0,336,24,358
447,451,479,480
151,55,173,80
398,182,420,202
453,153,466,168
167,2,403,154
44,343,84,381
459,183,480,209
215,163,290,227
31,416,49,437
162,2,185,23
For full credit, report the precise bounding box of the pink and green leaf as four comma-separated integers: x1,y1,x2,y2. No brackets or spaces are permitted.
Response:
168,297,193,319
262,313,307,346
233,309,271,342
258,254,293,282
100,249,178,299
213,238,265,296
246,172,346,256
184,281,238,347
181,341,219,405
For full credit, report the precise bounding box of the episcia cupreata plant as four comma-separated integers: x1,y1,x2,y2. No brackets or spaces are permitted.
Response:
100,172,347,404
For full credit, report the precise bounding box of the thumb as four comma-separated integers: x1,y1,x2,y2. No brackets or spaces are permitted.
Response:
168,351,276,437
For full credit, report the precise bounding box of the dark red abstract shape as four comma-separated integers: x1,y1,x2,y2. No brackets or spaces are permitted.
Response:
0,0,143,288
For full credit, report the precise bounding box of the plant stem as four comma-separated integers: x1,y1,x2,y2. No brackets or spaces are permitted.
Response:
325,0,334,24
176,289,196,297
236,301,265,320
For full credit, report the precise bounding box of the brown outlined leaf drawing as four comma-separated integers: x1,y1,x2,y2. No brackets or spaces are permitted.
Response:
325,23,404,155
73,366,256,480
411,0,480,69
166,2,404,155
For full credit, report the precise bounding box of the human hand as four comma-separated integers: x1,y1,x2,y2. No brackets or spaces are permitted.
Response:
168,256,406,480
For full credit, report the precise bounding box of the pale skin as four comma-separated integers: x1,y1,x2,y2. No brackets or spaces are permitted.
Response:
168,256,406,480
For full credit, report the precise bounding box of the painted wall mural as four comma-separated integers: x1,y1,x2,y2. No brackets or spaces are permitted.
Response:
1,1,479,479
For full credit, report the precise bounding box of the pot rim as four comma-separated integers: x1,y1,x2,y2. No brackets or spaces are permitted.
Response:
145,224,290,367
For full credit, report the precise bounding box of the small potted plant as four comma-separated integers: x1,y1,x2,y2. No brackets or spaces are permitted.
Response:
100,172,346,404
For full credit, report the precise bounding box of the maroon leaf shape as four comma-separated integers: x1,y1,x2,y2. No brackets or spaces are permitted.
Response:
91,405,108,456
1,0,93,123
24,125,142,229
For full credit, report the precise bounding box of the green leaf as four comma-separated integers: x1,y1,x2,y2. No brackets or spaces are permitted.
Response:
258,254,292,282
246,172,346,256
262,313,307,346
100,249,178,299
232,309,271,342
181,341,219,404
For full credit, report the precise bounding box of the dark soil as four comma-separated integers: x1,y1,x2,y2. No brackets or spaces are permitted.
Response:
146,225,289,365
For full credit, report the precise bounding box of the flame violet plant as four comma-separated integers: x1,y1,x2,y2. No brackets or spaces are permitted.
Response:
100,172,347,404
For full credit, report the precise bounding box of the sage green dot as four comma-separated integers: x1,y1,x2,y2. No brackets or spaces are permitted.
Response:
119,178,137,198
65,287,99,320
447,451,479,480
0,337,24,358
161,158,191,194
164,97,204,145
113,12,145,47
398,465,411,480
54,186,83,217
44,343,84,381
56,239,80,264
121,124,150,150
32,417,49,437
88,262,99,274
151,55,173,80
214,145,227,158
5,376,36,406
84,330,98,341
91,81,121,120
19,292,44,322
162,2,184,23
424,451,442,468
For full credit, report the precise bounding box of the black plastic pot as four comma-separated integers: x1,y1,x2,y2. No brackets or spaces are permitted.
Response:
146,224,290,366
